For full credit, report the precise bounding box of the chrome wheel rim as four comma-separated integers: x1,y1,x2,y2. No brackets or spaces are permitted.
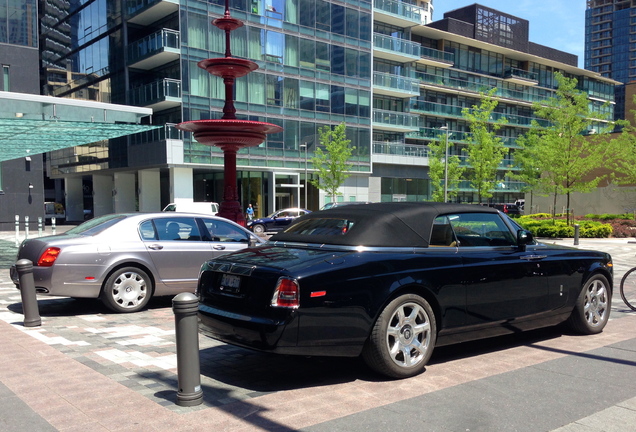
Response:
584,279,608,327
253,225,264,234
111,271,147,310
386,301,432,368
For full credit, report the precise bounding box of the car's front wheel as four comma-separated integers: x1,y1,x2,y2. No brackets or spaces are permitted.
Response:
362,293,437,379
101,267,152,313
252,224,265,234
566,274,611,334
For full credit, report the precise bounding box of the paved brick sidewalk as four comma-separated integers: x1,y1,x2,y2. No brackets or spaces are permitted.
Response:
1,230,636,431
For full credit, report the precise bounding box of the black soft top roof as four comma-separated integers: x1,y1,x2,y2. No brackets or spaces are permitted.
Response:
269,202,501,247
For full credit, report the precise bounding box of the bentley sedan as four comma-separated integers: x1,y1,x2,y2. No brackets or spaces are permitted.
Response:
197,203,613,378
11,213,263,313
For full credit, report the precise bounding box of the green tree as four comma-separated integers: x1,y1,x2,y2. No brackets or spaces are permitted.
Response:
515,72,614,224
428,130,465,202
309,123,355,201
607,95,636,187
462,88,509,203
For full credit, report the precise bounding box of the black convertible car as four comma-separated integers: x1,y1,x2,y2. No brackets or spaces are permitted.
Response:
197,202,612,378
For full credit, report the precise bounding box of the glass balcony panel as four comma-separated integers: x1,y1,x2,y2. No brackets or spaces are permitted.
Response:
373,0,422,26
373,33,421,60
128,29,180,68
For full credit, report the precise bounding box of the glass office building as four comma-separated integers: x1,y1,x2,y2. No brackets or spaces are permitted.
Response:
39,1,616,218
585,0,636,120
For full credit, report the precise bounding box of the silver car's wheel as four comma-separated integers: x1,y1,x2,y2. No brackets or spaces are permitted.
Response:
101,267,152,313
362,294,436,379
252,224,265,234
567,274,611,334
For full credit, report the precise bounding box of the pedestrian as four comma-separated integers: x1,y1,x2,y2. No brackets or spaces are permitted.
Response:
245,203,254,221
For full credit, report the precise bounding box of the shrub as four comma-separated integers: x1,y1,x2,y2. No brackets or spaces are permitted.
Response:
584,213,634,221
516,219,612,238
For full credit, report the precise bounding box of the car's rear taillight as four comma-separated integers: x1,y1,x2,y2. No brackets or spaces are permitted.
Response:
271,277,300,308
37,247,61,267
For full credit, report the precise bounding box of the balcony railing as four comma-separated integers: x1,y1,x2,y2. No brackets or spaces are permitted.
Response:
420,46,454,65
373,109,420,130
405,128,519,148
411,70,552,104
129,123,182,145
409,100,550,128
373,33,421,59
372,141,428,157
503,67,539,84
373,71,420,96
128,28,180,65
130,78,181,107
373,0,422,25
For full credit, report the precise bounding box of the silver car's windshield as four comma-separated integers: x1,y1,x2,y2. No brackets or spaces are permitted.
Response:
65,214,127,236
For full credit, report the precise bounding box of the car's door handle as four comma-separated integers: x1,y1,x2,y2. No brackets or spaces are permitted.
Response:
213,245,226,250
520,254,547,260
148,244,164,250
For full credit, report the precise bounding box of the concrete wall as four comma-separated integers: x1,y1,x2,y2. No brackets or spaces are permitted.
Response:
524,185,636,216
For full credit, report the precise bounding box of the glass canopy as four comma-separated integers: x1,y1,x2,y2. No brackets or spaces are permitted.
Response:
0,91,161,162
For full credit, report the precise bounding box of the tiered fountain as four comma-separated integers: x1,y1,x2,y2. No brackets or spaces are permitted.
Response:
176,1,282,226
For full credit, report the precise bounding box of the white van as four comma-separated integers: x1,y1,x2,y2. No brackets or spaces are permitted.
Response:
163,202,220,215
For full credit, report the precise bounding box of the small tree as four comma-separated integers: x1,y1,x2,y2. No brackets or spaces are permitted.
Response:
428,131,465,202
309,123,355,201
607,95,636,187
462,88,509,203
515,72,615,224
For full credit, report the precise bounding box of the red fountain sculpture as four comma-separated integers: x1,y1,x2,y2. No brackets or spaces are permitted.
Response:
177,1,282,226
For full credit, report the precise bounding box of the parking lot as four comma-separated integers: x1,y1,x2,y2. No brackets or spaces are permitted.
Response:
1,231,636,431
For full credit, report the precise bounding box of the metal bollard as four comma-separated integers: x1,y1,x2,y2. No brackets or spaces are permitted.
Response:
14,215,19,246
574,224,580,246
25,215,30,239
51,217,56,236
15,259,41,327
172,292,203,406
38,217,43,237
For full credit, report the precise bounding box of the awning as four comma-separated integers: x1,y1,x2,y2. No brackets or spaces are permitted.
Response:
0,91,161,163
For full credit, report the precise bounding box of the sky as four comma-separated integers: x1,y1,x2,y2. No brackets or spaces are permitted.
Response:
433,1,587,68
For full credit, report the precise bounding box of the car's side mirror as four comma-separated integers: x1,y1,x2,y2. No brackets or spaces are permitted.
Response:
248,236,259,248
517,230,534,252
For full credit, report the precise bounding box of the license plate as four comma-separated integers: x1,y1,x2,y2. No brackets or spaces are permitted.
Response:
219,273,241,294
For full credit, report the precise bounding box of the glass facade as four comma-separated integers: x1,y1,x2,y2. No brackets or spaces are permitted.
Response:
585,0,636,120
36,0,618,215
0,0,37,46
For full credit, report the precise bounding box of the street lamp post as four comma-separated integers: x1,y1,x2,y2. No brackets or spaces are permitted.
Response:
300,143,308,208
440,125,450,203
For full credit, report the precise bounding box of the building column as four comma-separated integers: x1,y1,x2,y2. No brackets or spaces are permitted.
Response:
93,174,114,218
64,177,84,222
170,167,193,203
114,172,136,213
138,169,161,212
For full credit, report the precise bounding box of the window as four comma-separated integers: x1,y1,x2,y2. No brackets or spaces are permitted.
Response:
155,218,201,241
2,65,8,92
202,219,249,242
445,213,516,247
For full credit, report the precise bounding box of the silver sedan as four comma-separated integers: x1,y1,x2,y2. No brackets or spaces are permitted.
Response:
10,212,263,313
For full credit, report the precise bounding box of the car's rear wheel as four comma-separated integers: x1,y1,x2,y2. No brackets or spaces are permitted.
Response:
566,274,610,334
362,294,436,379
101,267,152,313
252,224,265,234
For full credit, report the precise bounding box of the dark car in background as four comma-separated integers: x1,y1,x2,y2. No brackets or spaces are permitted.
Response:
246,208,311,234
490,203,522,216
197,202,612,379
11,213,262,313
